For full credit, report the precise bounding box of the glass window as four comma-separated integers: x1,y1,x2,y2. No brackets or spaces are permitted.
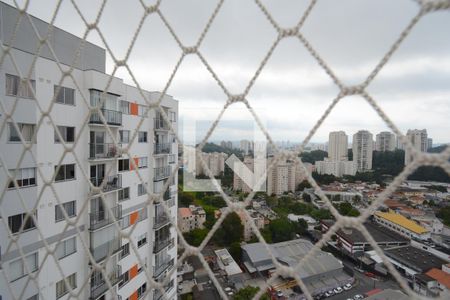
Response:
8,167,36,189
56,237,77,259
54,85,75,105
54,126,75,143
119,130,130,143
118,159,130,172
8,123,35,142
137,233,147,247
55,201,76,221
56,273,76,299
118,187,130,202
138,183,147,196
138,131,147,143
9,252,38,281
54,164,76,182
120,100,130,114
138,157,148,169
6,74,35,99
8,212,37,234
119,243,130,260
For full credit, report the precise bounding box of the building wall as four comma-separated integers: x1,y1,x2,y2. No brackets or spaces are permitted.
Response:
405,129,428,165
353,130,373,171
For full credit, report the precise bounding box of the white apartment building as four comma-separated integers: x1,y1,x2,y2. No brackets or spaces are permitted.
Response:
427,138,433,151
0,3,177,300
315,160,357,177
328,131,348,161
220,140,233,149
405,129,428,165
353,130,373,172
239,139,253,155
375,131,396,152
177,205,206,233
195,152,228,177
233,156,255,193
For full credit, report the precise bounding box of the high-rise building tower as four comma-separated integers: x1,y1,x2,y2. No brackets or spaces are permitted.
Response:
328,131,348,161
405,129,428,165
375,131,396,152
352,130,373,172
0,3,178,299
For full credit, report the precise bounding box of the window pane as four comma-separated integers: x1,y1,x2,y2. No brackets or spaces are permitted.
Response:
8,214,22,233
66,164,75,180
10,259,23,281
65,88,75,105
8,123,20,142
54,86,64,103
66,127,75,142
55,166,65,181
25,253,38,272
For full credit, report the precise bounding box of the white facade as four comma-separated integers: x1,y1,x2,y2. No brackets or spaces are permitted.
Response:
315,160,357,177
375,131,396,152
0,4,177,300
195,152,227,177
328,131,348,161
352,130,373,172
405,129,428,165
239,139,253,155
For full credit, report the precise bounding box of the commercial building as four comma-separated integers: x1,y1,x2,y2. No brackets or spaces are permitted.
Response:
375,132,396,152
321,220,409,256
405,129,428,165
353,130,373,171
0,3,177,300
374,211,431,240
178,205,206,233
241,239,349,295
195,152,228,177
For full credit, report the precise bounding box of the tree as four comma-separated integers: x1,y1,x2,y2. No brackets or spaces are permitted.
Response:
296,219,308,235
233,286,269,300
268,217,297,243
229,241,242,262
300,150,328,164
297,180,311,191
183,228,209,247
302,192,311,203
337,202,360,217
179,191,195,207
437,207,450,226
310,208,332,220
214,212,244,246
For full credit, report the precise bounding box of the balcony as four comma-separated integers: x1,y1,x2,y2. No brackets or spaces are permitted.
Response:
89,205,122,231
153,166,170,181
89,265,121,300
153,280,174,300
153,237,171,253
89,143,122,160
90,174,122,193
153,258,174,278
90,109,122,126
153,213,170,230
154,118,170,130
168,154,176,164
90,238,121,263
154,143,171,155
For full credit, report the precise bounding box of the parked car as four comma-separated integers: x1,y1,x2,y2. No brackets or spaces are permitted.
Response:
333,287,343,294
364,272,376,278
324,290,335,297
343,283,352,290
276,290,284,298
225,287,232,292
353,294,364,300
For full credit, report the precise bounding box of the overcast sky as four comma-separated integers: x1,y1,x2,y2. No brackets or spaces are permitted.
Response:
6,0,450,144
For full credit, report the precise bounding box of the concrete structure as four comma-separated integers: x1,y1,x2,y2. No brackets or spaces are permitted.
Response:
427,138,433,151
239,139,253,155
315,160,357,177
178,205,206,233
196,152,228,177
415,267,450,297
375,131,396,152
0,3,177,299
321,220,409,256
353,130,373,171
405,129,428,165
267,157,296,195
233,156,254,193
364,289,408,300
374,211,431,240
328,131,348,161
214,249,242,277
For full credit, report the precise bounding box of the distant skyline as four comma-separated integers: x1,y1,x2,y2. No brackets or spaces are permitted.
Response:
6,0,449,143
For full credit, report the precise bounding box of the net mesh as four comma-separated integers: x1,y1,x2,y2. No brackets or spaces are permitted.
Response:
1,0,450,299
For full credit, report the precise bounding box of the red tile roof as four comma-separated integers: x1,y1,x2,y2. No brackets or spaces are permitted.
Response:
425,268,450,289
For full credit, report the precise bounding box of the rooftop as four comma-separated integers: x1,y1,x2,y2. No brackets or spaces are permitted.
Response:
179,207,192,218
364,289,408,300
425,268,450,289
375,211,429,234
214,248,242,276
335,221,409,244
385,246,447,273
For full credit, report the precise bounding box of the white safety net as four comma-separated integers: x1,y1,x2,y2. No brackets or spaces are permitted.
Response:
1,0,450,300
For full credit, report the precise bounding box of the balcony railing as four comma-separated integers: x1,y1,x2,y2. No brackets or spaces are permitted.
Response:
154,118,170,130
168,154,176,164
153,280,174,300
153,166,170,181
153,237,171,253
90,174,122,193
153,213,170,229
154,143,171,155
89,205,122,231
89,143,122,159
90,265,121,299
90,108,122,126
153,258,174,278
90,237,121,263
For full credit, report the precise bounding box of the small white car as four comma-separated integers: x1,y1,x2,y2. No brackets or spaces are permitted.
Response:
354,294,364,300
343,283,352,290
224,287,232,292
276,291,284,297
325,291,335,297
334,287,343,294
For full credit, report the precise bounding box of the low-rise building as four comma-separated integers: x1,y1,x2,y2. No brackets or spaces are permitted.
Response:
364,289,408,300
178,205,206,233
374,210,431,240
